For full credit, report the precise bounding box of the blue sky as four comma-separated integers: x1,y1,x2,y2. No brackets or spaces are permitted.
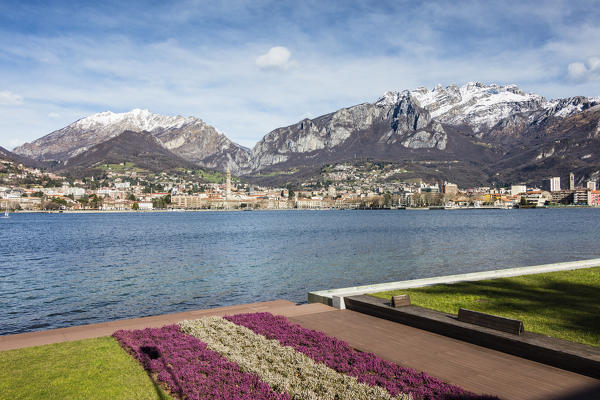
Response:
1,0,599,150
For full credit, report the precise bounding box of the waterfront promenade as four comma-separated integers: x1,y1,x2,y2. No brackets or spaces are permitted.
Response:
1,299,598,400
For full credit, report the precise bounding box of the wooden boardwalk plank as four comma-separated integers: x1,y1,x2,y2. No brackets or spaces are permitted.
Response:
289,309,600,400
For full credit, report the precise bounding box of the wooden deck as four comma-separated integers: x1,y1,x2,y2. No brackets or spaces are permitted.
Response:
1,300,598,399
289,309,600,400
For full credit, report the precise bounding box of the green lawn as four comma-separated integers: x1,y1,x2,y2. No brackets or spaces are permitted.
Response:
370,267,600,347
0,336,172,399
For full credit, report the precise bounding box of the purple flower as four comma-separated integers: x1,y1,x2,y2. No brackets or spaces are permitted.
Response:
113,325,289,400
225,313,498,400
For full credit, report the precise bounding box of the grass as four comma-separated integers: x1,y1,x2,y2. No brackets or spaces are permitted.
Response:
195,168,226,183
253,168,299,177
98,162,138,171
0,336,172,399
370,267,600,347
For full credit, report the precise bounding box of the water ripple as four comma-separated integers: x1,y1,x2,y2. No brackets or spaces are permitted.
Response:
1,209,600,335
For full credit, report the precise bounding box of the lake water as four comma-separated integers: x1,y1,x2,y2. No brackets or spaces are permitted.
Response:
1,209,599,335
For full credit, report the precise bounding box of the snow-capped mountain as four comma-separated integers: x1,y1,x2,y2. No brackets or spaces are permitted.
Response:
13,82,600,185
409,82,598,135
245,82,600,186
14,109,250,174
247,83,599,171
409,82,547,132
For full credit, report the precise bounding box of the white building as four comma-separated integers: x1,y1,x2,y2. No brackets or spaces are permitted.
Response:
511,184,527,195
327,186,337,198
63,186,86,198
525,191,551,207
225,166,231,200
115,182,131,190
550,177,561,192
444,183,459,195
138,201,153,210
587,180,597,191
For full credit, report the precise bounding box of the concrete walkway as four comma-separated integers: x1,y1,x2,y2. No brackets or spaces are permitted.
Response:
0,300,330,351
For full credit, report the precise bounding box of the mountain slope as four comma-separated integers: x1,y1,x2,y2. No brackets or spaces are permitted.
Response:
244,83,599,186
0,146,49,169
248,91,478,170
56,130,199,175
488,105,600,185
14,109,250,174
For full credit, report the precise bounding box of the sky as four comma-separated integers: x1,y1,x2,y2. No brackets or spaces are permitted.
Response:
1,0,599,150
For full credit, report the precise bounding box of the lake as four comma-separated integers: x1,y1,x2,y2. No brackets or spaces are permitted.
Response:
1,209,599,335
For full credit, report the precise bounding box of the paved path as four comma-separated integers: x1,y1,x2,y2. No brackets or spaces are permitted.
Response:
1,300,598,399
290,309,600,400
0,300,330,351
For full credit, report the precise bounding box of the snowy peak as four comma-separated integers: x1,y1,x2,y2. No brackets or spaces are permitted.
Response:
410,81,545,109
409,82,547,131
546,96,600,118
74,108,201,132
406,82,600,131
374,90,411,106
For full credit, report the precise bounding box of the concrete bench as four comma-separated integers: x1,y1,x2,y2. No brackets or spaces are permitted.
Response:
458,308,524,335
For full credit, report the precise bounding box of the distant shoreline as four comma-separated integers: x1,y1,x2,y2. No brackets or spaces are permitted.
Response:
5,205,596,214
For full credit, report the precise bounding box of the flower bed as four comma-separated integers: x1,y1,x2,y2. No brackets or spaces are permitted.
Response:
225,312,498,400
179,317,409,400
113,313,497,400
113,325,288,400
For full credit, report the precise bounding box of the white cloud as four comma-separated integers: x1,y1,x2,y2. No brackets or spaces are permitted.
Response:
8,138,26,148
568,62,588,80
256,46,292,70
567,57,600,82
0,91,24,105
1,4,600,151
589,57,600,71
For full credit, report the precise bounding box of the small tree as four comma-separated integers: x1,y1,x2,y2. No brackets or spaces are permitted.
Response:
383,192,392,208
132,202,139,210
520,196,528,206
43,201,60,210
89,194,103,209
52,197,68,207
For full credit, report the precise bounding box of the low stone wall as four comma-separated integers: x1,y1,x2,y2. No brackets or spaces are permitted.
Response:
308,258,600,309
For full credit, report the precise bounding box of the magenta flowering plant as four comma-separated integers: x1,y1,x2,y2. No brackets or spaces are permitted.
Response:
113,325,289,400
225,312,498,400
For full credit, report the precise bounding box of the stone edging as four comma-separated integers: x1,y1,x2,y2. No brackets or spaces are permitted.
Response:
307,258,600,309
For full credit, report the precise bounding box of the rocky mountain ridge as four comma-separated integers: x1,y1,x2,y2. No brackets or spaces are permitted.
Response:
12,82,600,186
248,91,448,172
14,108,250,174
